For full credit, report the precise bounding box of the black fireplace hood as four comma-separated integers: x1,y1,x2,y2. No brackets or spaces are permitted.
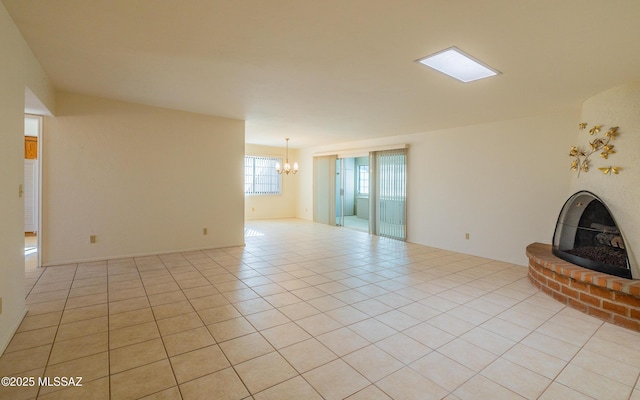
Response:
552,191,631,279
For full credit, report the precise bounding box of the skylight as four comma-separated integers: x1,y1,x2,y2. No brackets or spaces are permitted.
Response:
416,47,500,83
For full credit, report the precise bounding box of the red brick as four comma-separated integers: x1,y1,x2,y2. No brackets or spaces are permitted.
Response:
548,279,561,292
538,274,547,286
561,285,579,299
570,270,586,281
629,284,640,297
526,244,640,332
552,291,567,304
579,292,601,307
571,280,589,293
568,298,588,313
629,308,640,320
615,293,640,308
603,301,628,316
562,266,580,277
528,269,539,280
556,274,570,285
590,285,614,300
613,315,640,332
588,306,613,322
595,276,611,287
582,272,597,284
609,280,626,292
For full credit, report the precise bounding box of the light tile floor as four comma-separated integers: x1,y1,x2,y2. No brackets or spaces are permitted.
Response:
342,216,368,233
4,219,640,399
24,234,38,283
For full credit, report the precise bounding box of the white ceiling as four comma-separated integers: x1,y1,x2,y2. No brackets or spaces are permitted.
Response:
4,0,640,148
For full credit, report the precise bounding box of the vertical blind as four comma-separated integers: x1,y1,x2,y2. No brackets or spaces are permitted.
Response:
372,148,407,240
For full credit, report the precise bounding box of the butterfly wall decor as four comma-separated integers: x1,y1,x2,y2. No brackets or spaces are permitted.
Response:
599,166,621,175
569,123,622,176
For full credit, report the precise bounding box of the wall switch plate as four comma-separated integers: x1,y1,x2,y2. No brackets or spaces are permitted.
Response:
465,233,470,240
0,297,3,315
90,235,96,244
203,228,208,235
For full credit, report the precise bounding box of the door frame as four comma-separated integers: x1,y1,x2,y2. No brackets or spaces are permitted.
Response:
25,114,43,268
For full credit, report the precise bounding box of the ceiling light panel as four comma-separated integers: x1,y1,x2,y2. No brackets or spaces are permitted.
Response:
416,47,500,83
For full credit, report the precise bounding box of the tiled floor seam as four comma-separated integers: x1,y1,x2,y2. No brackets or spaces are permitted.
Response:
142,256,185,399
164,255,251,399
35,264,77,400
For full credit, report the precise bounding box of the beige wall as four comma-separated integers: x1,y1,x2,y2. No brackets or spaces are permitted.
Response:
244,143,299,220
42,92,245,265
0,3,55,353
571,82,640,276
297,111,578,266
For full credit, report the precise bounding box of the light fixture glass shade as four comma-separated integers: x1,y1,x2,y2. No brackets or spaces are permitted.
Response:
276,138,298,175
417,47,500,83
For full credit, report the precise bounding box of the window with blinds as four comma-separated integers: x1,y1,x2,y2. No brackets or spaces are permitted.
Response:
244,156,282,195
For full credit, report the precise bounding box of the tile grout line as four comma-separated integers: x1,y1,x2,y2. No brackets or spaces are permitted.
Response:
139,255,185,400
221,250,332,399
34,262,77,400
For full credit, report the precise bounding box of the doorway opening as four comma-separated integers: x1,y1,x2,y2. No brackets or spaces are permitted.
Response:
336,156,370,232
315,147,407,241
24,114,42,276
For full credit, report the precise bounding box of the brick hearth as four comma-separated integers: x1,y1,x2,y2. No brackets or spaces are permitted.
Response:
527,242,640,331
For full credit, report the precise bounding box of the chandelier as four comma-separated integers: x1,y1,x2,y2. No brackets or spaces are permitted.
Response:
276,138,298,175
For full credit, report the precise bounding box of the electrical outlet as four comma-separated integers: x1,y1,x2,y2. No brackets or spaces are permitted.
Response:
465,233,470,240
90,235,96,244
203,228,208,235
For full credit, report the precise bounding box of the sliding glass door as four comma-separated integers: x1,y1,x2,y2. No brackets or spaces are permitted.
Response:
313,155,337,226
313,147,407,240
370,148,407,240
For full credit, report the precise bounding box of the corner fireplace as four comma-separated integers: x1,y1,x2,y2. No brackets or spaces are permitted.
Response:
552,191,631,279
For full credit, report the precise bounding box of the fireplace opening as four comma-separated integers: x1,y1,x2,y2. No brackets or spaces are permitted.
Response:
552,191,631,279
